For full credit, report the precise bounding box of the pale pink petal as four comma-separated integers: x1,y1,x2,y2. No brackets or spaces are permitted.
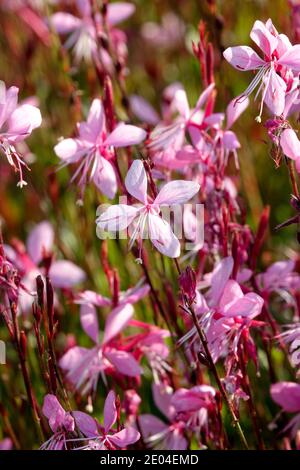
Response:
129,95,160,125
223,130,240,150
106,2,135,26
250,20,278,57
122,284,150,304
208,256,234,307
50,13,82,34
104,124,146,147
166,430,188,450
6,105,42,142
280,128,300,160
223,46,265,70
92,156,118,199
72,411,98,438
59,346,88,371
226,96,249,129
271,382,300,413
154,180,200,205
80,303,99,344
219,280,243,313
54,138,86,163
173,90,190,120
105,349,142,376
148,213,180,258
0,83,18,128
152,383,174,421
138,414,167,438
84,99,105,142
278,45,300,71
97,204,139,232
108,427,140,447
193,83,215,113
103,390,117,432
49,260,86,288
26,221,54,265
263,69,286,116
76,290,111,307
42,394,67,432
103,303,134,344
125,160,148,204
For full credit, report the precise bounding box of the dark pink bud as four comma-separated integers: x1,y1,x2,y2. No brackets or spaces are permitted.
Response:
179,266,197,304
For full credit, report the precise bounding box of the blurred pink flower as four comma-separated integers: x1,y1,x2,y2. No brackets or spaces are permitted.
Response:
59,301,141,394
4,221,86,313
271,382,300,436
139,384,188,450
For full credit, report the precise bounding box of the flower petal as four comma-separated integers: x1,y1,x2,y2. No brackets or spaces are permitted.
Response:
280,128,300,160
103,303,134,344
154,180,199,205
108,427,140,447
49,260,86,288
96,204,139,232
103,390,117,433
148,213,180,258
223,46,265,71
105,349,142,376
92,156,118,199
105,124,146,148
80,303,99,344
26,221,54,265
125,160,148,204
250,20,278,57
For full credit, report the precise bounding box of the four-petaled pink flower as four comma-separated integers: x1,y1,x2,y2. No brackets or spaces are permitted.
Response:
75,390,140,450
223,19,300,119
41,394,98,450
54,98,146,201
4,221,86,313
59,300,141,394
97,159,200,258
50,1,135,64
0,80,41,187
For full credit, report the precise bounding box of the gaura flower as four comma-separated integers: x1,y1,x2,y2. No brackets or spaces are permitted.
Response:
0,80,41,187
54,99,146,202
4,221,86,313
223,19,300,119
96,159,200,258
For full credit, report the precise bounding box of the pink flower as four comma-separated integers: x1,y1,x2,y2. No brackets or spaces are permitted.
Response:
4,221,86,313
271,382,300,436
147,84,215,168
97,159,200,258
54,99,146,201
50,1,135,63
59,301,141,394
0,80,41,187
74,390,140,450
223,19,300,119
76,279,150,311
41,394,98,450
139,384,188,450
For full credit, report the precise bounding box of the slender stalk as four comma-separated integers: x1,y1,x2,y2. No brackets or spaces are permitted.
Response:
187,301,249,449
